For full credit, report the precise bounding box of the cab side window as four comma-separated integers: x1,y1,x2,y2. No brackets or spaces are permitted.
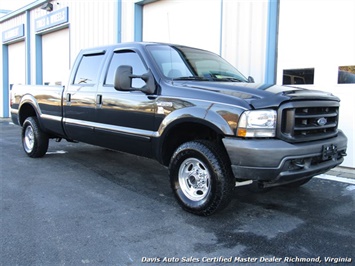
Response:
74,53,105,85
105,51,147,88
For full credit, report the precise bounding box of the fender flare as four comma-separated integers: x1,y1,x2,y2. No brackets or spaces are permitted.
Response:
157,105,239,137
154,104,243,164
18,94,42,126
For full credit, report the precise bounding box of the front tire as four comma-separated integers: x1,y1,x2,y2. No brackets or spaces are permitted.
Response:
22,117,49,158
169,141,234,216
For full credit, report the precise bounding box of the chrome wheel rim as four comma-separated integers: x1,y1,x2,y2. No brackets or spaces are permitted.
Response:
24,126,34,153
178,158,211,201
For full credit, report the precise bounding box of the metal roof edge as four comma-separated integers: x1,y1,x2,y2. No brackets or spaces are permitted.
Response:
0,0,48,23
0,9,12,14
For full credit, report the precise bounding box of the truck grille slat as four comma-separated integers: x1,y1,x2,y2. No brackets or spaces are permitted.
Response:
294,123,337,131
294,112,338,119
279,101,339,143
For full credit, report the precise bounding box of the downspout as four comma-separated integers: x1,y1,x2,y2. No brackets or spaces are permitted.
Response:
219,0,224,56
264,0,280,84
25,10,31,84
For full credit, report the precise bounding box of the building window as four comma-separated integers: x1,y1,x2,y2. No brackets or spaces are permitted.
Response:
283,68,314,85
338,66,355,84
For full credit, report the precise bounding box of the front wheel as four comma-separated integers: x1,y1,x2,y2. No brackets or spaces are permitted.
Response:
22,117,49,158
169,141,235,216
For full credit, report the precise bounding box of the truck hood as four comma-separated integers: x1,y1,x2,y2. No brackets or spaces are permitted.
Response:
177,81,339,109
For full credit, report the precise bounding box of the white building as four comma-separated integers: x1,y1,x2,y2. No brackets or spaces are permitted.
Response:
1,0,354,168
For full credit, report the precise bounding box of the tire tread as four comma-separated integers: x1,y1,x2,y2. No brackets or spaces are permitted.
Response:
22,117,49,158
169,140,234,216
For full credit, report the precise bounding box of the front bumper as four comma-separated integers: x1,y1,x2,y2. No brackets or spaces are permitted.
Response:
223,130,347,186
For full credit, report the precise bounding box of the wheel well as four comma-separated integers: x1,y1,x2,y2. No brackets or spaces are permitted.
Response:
160,122,224,166
19,103,37,126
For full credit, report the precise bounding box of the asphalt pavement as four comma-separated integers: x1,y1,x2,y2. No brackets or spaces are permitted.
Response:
1,118,354,265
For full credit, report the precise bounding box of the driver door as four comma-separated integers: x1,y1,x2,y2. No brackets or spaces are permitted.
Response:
94,50,157,157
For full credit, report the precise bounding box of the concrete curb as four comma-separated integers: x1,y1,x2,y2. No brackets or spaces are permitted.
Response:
327,167,355,180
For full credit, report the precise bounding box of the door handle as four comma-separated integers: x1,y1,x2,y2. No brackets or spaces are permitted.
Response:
96,94,102,107
66,93,71,106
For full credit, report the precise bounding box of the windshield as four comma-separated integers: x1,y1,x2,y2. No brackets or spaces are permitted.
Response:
147,45,248,82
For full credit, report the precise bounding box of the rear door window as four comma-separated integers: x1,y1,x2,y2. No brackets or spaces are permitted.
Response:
74,53,105,85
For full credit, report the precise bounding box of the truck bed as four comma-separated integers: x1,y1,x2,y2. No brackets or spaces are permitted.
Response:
11,84,65,137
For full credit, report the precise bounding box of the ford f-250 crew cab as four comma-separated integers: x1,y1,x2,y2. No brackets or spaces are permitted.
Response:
10,42,347,216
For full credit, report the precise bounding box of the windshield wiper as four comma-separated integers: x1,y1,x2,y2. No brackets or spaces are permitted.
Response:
172,76,245,82
212,77,245,82
172,76,210,81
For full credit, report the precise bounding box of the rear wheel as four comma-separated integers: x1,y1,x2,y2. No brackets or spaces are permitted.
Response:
169,141,234,216
22,117,49,158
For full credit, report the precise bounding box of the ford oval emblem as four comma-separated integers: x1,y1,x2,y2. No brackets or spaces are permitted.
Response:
317,117,327,126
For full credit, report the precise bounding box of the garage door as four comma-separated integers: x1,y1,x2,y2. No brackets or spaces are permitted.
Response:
8,41,26,86
142,0,221,54
42,28,70,85
277,0,355,168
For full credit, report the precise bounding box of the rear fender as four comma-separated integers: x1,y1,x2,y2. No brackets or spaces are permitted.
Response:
18,94,42,126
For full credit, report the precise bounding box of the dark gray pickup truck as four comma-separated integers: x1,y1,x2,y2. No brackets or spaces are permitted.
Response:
10,42,347,215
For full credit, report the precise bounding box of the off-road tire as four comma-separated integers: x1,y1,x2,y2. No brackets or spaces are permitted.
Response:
169,140,235,216
22,117,49,158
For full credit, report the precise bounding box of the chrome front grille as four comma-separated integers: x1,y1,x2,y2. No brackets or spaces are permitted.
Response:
278,101,339,142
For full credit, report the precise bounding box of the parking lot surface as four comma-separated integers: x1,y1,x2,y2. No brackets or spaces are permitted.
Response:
1,119,354,265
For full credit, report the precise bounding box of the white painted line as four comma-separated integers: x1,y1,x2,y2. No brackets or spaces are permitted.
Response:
314,174,355,185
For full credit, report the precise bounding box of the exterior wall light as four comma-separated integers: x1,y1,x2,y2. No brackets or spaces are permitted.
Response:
41,2,53,12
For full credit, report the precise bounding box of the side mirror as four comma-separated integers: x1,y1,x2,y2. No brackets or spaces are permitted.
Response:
114,65,156,94
134,69,156,94
248,76,255,83
114,65,132,91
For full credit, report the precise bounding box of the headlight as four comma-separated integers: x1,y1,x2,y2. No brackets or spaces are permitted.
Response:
237,109,276,137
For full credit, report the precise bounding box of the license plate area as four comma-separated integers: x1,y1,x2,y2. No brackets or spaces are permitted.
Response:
322,144,338,161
